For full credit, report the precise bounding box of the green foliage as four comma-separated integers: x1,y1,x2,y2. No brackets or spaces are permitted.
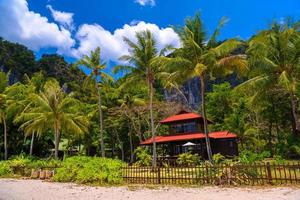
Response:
0,161,13,177
176,152,200,166
53,156,125,184
0,154,62,177
134,147,152,167
206,82,233,130
212,153,225,164
238,150,271,164
288,145,300,159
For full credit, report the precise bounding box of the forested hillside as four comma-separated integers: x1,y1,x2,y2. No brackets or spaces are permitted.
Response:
0,38,86,88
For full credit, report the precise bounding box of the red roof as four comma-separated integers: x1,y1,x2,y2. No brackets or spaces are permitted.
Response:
160,112,204,124
209,131,237,139
140,131,237,145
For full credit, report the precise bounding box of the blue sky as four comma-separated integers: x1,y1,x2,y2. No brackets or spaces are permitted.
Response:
28,0,300,39
1,0,300,74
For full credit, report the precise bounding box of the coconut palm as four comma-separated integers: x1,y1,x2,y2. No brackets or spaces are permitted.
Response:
242,21,300,136
5,72,45,155
15,79,89,159
0,72,9,160
76,47,112,157
156,12,247,162
115,30,172,167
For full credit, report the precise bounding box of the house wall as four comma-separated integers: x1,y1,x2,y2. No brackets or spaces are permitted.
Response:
211,138,239,157
154,138,238,159
167,119,204,134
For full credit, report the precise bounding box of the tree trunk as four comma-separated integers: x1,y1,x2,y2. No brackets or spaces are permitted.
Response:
54,128,60,159
121,143,125,161
111,133,115,157
29,133,35,156
115,130,124,161
128,124,134,163
149,82,157,168
95,81,105,157
200,77,213,163
268,121,273,156
290,93,300,136
3,117,7,160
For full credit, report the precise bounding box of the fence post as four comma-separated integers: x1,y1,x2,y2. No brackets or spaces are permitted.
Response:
157,166,161,184
266,162,272,184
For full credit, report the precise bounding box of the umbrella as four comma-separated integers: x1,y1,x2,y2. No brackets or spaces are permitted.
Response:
182,142,196,146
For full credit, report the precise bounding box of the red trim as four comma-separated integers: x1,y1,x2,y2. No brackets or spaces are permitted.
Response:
209,131,237,139
160,112,204,124
140,133,206,145
140,131,237,145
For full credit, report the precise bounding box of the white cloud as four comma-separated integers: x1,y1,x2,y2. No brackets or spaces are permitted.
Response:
0,0,75,52
0,0,180,63
71,21,181,62
46,5,74,30
135,0,155,7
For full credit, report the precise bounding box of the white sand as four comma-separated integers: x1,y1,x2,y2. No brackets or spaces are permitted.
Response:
0,179,299,200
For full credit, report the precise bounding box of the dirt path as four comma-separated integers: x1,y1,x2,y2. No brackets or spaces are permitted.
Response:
0,179,299,200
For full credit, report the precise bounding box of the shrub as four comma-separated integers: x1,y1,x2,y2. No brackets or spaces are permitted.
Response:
212,153,225,164
53,156,125,184
8,155,33,176
176,152,200,166
134,147,152,167
238,150,270,164
29,159,62,169
288,145,300,159
0,161,13,177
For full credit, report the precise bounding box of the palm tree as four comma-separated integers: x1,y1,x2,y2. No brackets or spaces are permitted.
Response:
115,30,172,167
243,21,300,136
15,79,89,159
157,12,247,162
0,72,9,160
5,72,45,155
76,47,112,157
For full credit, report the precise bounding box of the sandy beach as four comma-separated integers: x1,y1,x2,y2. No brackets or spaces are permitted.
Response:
0,179,299,200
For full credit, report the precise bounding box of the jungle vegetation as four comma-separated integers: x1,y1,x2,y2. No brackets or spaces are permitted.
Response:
0,13,299,166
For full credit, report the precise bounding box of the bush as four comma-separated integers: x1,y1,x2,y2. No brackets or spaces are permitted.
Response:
238,150,270,164
0,161,13,177
8,155,33,176
288,145,300,159
53,156,125,184
176,152,200,166
212,153,225,164
134,147,152,167
0,154,62,177
29,159,62,170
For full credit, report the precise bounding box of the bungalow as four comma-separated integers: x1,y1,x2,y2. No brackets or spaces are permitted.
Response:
140,110,238,159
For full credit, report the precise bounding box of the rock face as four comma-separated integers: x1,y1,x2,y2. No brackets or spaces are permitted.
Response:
164,75,241,110
164,77,201,110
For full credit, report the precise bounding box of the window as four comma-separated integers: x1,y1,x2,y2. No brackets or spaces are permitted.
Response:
171,121,197,134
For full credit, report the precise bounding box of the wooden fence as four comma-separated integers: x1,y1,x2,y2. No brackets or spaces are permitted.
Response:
122,162,300,185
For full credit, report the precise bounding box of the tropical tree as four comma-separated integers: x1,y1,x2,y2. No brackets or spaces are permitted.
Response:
115,30,172,167
5,72,45,155
15,79,89,159
76,47,112,157
0,72,9,160
118,92,146,162
244,21,300,136
156,12,247,162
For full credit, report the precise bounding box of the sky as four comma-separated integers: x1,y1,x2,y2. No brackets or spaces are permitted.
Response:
0,0,299,74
